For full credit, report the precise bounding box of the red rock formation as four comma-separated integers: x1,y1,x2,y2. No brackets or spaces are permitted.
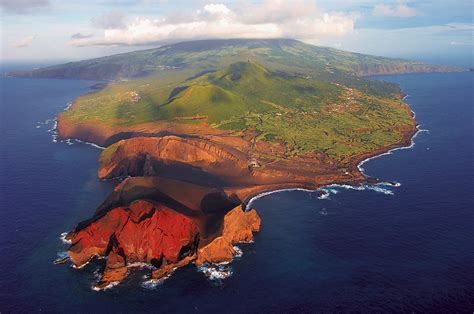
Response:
98,248,128,289
58,107,417,289
64,187,261,287
196,206,261,266
66,199,199,289
98,136,249,181
97,136,361,190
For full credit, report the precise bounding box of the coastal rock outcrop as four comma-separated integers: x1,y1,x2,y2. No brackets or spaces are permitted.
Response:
196,206,261,265
63,175,262,288
66,199,199,289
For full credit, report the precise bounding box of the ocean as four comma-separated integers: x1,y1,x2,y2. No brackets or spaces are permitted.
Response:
0,69,473,312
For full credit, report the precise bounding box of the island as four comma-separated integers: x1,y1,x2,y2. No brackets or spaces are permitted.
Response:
15,39,465,289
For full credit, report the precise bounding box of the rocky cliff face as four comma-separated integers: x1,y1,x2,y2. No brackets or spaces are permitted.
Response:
66,199,200,289
196,207,260,265
58,126,410,289
65,190,259,289
57,130,415,288
97,136,360,190
98,136,249,182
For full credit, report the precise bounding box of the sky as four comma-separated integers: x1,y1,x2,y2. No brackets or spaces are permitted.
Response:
1,0,473,65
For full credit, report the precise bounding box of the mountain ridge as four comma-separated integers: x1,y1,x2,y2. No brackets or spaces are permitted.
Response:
7,38,466,81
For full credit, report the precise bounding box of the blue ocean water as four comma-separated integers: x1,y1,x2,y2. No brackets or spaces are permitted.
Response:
0,70,473,312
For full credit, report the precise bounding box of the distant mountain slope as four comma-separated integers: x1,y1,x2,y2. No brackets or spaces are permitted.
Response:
8,38,465,82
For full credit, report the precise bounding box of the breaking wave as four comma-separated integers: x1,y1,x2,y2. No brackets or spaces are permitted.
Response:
42,108,105,149
128,262,157,270
320,183,395,197
196,244,244,282
53,251,70,264
141,274,172,290
233,246,243,258
197,263,233,281
59,232,71,245
92,281,120,291
73,139,105,150
246,188,315,209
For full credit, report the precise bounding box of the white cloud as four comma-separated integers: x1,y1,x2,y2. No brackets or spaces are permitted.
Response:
237,0,318,24
373,1,416,17
10,35,35,48
202,3,231,16
70,1,358,47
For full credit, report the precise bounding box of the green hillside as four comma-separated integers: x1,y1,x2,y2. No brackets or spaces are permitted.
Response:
62,61,415,160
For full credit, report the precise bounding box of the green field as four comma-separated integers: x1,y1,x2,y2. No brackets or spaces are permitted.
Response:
63,60,414,161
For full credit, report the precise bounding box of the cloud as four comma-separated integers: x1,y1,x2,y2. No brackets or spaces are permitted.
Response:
71,33,93,39
373,1,416,17
237,0,318,24
92,11,127,29
10,35,36,48
0,0,49,13
71,1,358,47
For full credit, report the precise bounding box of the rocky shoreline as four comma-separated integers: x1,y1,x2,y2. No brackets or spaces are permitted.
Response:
55,98,417,289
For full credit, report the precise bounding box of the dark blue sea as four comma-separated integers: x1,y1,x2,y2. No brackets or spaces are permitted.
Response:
1,69,473,312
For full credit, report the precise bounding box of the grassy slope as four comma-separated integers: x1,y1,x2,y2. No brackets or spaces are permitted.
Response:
63,61,414,161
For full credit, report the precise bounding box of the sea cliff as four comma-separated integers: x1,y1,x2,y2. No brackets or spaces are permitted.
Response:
56,110,417,288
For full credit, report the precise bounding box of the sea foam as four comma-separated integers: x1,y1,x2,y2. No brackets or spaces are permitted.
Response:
53,251,70,264
73,139,105,150
59,232,71,245
127,262,156,270
141,274,172,290
197,263,233,281
196,245,244,282
246,188,316,209
92,281,120,292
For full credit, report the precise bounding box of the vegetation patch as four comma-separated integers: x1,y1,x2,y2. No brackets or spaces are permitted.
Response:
64,61,414,161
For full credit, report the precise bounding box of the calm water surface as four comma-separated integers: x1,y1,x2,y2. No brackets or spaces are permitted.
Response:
0,71,473,312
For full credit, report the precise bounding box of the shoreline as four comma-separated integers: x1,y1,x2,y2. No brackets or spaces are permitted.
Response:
52,80,420,290
245,101,423,209
51,98,420,213
357,125,428,176
51,82,421,207
63,116,421,290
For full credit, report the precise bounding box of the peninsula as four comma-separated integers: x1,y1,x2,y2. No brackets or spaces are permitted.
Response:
16,39,465,289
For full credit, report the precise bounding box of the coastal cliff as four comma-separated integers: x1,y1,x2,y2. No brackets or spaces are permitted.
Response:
58,121,415,288
67,199,199,289
65,190,260,289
